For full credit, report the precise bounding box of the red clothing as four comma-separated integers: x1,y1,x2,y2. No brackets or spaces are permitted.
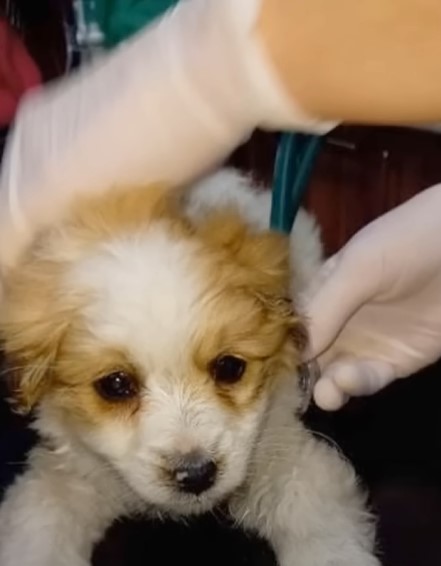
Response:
0,19,41,126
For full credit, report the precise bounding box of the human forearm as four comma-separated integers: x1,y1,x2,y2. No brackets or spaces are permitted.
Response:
258,0,441,123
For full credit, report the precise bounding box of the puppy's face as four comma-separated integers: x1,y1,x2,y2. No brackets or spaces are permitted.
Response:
0,186,306,515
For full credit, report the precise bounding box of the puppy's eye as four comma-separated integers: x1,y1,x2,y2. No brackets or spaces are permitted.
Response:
210,355,246,384
94,371,139,402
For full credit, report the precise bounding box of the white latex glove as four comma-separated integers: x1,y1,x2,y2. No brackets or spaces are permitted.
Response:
305,183,441,410
0,0,334,272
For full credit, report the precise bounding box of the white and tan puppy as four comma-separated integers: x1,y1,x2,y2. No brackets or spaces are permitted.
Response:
0,170,379,566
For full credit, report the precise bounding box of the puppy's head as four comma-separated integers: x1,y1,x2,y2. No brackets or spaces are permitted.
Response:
0,184,306,514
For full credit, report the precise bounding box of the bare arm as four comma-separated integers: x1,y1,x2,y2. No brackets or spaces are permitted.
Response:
259,0,441,123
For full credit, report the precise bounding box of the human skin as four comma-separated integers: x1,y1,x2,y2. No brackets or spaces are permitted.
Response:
258,0,441,123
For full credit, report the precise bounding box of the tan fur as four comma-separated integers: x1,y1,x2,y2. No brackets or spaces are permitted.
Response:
192,210,305,411
0,259,79,413
50,339,142,425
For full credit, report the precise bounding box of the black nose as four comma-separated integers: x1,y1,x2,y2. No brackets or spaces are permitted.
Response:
173,454,217,495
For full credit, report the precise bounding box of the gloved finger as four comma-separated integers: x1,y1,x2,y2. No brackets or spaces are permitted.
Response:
332,358,396,396
304,249,379,359
313,372,349,411
314,357,396,411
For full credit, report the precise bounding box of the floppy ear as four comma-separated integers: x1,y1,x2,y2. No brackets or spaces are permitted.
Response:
256,293,309,353
66,183,187,244
195,210,291,291
0,252,73,414
195,210,309,353
0,183,181,414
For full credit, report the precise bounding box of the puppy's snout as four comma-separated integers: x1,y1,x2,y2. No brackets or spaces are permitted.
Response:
173,452,217,495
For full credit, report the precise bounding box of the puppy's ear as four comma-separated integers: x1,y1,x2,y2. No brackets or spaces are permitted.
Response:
67,183,188,242
257,293,308,353
196,210,309,354
195,210,291,292
0,254,73,414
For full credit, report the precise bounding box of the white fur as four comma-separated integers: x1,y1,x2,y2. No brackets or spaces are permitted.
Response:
71,227,205,363
0,170,379,566
186,168,323,292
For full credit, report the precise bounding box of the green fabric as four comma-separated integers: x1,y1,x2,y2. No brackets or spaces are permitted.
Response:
90,0,179,47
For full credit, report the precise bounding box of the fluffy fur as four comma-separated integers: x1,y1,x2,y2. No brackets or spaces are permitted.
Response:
0,169,379,566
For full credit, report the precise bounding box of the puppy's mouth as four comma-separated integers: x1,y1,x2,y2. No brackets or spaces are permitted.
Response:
162,485,230,517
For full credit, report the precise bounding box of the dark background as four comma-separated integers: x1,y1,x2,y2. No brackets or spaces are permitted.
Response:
1,2,441,565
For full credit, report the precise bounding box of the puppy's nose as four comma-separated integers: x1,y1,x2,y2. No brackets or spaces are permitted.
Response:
173,453,217,495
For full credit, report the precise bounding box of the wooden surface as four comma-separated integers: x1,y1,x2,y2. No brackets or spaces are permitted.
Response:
230,126,441,255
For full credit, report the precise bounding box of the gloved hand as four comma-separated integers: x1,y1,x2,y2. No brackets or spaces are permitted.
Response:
304,184,441,410
0,0,334,273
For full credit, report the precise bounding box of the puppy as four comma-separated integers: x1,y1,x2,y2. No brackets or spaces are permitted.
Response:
0,170,379,566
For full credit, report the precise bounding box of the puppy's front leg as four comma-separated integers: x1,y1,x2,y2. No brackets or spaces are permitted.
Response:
0,449,121,566
230,425,380,566
270,528,381,566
